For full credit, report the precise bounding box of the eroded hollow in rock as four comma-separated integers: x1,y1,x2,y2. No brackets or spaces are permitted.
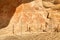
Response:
0,0,22,29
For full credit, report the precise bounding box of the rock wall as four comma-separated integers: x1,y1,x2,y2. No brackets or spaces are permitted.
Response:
0,0,60,40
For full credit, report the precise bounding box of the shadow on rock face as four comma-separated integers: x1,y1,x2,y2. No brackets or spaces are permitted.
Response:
22,0,33,3
0,0,33,29
0,0,22,29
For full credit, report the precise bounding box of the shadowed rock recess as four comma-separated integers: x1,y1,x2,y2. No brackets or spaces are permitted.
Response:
0,0,60,40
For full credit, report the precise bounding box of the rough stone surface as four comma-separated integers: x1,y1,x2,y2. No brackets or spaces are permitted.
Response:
0,0,60,40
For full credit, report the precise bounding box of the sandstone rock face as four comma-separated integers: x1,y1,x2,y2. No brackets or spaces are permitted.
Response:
0,0,60,40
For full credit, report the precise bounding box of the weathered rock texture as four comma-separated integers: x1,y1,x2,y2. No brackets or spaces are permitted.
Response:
0,0,60,40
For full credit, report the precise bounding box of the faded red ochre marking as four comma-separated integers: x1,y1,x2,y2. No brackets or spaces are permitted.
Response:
15,4,23,14
22,13,29,23
21,13,45,24
33,13,45,23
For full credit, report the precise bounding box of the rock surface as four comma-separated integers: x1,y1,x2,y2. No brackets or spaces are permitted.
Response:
0,0,60,40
